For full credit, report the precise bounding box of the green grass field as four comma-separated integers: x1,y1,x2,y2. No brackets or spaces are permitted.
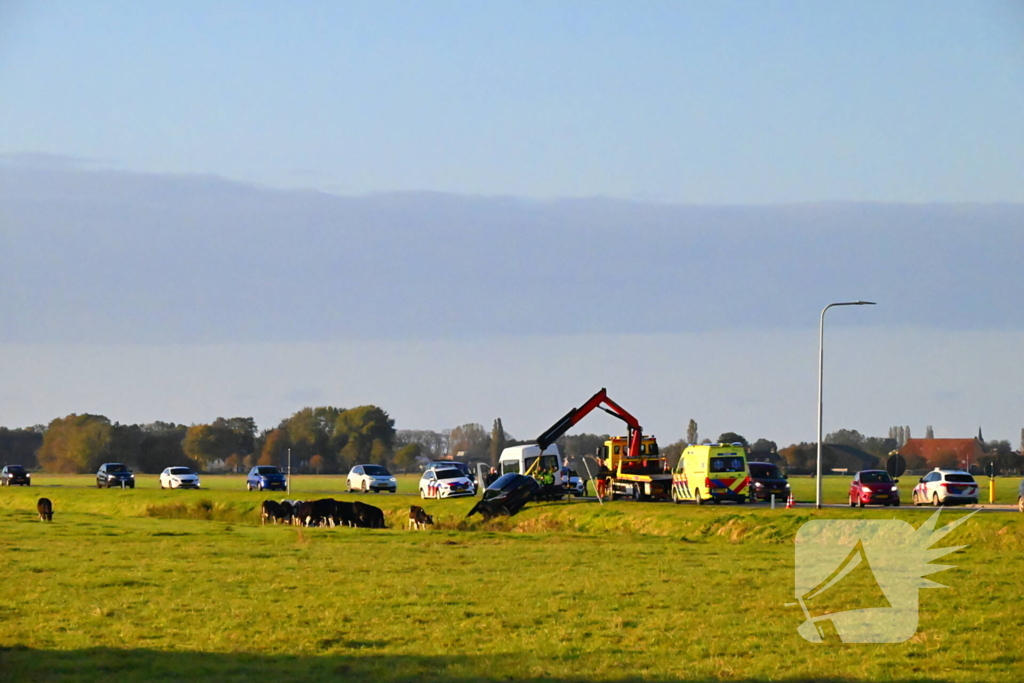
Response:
2,476,1022,682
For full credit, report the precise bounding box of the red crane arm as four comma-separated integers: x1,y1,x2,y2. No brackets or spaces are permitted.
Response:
535,388,644,457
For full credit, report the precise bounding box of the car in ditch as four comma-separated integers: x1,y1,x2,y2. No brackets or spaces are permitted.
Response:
159,466,201,489
419,466,475,499
466,473,541,519
97,463,135,489
347,464,397,493
1,464,31,486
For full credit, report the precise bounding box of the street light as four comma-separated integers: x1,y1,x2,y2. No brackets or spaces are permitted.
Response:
817,301,876,509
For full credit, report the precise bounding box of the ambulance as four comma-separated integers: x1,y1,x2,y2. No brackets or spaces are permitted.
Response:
671,443,750,504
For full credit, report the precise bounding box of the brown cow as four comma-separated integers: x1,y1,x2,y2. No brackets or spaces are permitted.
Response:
408,505,434,530
36,497,53,522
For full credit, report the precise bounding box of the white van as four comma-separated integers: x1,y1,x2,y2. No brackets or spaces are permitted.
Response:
498,444,562,486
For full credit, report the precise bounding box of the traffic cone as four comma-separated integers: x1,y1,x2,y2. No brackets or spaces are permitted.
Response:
785,492,795,509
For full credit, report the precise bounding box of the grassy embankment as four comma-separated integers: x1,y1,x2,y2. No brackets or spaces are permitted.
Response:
2,476,1023,682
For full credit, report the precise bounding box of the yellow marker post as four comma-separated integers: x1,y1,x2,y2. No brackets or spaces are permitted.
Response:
989,478,996,504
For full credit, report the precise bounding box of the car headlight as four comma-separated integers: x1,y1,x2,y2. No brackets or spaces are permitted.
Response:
891,485,898,491
389,477,396,482
754,482,764,488
861,486,871,493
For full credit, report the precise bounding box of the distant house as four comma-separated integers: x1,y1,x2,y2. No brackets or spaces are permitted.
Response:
900,438,983,471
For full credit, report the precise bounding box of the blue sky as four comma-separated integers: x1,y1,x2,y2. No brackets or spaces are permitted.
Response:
2,2,1023,444
2,1,1022,201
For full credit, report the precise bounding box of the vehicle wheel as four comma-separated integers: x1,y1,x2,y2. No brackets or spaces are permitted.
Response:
97,482,102,489
695,489,703,506
911,491,918,505
737,496,746,504
1018,497,1024,513
712,497,721,505
892,499,900,507
932,493,940,507
671,487,680,504
247,484,252,491
849,495,856,508
362,481,368,493
420,489,426,499
258,483,264,491
633,484,642,501
857,498,864,508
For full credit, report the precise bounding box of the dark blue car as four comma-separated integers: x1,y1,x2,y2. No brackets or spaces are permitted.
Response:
247,466,287,491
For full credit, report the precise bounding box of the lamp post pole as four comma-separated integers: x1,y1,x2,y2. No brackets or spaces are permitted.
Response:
817,301,876,510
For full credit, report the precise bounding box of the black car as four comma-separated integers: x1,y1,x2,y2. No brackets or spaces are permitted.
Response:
466,473,540,520
1,465,30,486
747,461,790,502
96,463,135,488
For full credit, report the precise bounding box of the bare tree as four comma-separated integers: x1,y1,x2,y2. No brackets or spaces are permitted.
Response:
686,419,698,445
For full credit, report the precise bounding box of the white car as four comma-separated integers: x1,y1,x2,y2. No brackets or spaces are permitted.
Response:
911,468,979,506
159,466,200,489
419,467,475,499
347,464,397,493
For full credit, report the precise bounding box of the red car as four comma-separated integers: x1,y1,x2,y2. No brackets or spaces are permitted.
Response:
849,469,900,507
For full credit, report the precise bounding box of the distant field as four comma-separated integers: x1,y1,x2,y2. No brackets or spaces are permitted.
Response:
1,479,1022,682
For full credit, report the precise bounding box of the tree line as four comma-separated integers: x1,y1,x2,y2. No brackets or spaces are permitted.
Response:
4,412,1021,476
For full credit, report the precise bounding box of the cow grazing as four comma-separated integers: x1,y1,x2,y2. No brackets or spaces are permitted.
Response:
37,498,53,522
334,501,360,528
292,501,315,527
408,505,434,530
310,499,338,527
278,500,293,524
260,500,285,525
353,501,386,529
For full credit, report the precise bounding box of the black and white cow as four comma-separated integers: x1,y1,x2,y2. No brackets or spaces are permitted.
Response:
408,505,434,530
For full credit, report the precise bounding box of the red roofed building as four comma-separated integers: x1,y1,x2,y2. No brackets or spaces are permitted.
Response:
899,438,983,471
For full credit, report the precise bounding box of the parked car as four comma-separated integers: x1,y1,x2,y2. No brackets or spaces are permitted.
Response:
849,469,899,507
1,465,30,486
159,466,201,489
419,466,475,499
912,468,979,506
466,473,541,519
747,461,790,502
1018,480,1024,513
425,460,476,484
347,464,397,493
96,463,135,489
561,467,586,497
246,466,287,491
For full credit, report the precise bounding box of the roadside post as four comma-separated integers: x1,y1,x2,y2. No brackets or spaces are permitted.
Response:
580,455,603,506
986,461,996,504
287,448,292,496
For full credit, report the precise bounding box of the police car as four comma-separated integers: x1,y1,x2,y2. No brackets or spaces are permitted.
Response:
911,468,979,506
419,466,476,499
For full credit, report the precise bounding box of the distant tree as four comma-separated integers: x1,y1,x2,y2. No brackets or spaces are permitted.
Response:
308,454,326,474
135,423,189,473
37,414,114,473
393,443,422,472
661,439,687,470
282,407,342,470
335,406,396,466
394,430,447,459
686,419,698,445
258,429,289,468
905,426,911,442
925,425,935,439
1020,428,1024,455
242,454,256,470
224,453,243,473
717,432,748,447
0,427,44,470
556,433,610,460
861,436,898,458
825,429,865,449
750,438,778,455
448,423,489,461
488,418,506,467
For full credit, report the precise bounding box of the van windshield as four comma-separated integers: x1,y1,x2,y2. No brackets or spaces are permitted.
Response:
749,463,782,479
710,457,745,473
